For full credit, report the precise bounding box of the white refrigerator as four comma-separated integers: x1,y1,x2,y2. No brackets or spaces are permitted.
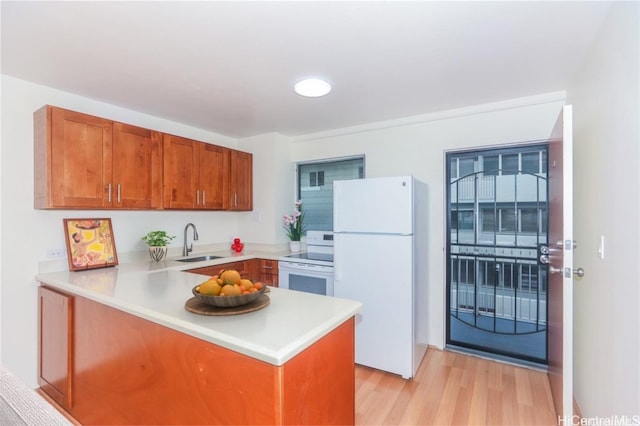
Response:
333,175,428,379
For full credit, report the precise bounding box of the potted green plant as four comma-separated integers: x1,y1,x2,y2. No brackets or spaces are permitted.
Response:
282,200,305,252
142,230,175,262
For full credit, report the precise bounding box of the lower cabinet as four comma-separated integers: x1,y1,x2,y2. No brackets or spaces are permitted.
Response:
37,284,355,425
38,286,74,410
187,260,250,279
187,258,278,286
258,259,279,287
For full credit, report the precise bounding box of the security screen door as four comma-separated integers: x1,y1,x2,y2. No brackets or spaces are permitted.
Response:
446,144,549,365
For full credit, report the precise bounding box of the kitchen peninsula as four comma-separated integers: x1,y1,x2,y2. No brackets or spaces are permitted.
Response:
35,253,362,425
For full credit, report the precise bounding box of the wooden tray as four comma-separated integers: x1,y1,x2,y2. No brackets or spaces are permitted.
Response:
185,294,270,316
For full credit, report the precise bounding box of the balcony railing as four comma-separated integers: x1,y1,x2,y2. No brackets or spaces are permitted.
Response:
451,173,547,204
451,286,547,328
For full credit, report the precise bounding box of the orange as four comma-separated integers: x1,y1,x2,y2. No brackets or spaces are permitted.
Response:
199,280,221,296
239,279,254,291
220,284,242,296
220,269,242,285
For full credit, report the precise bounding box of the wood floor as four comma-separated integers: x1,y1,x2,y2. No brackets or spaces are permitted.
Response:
355,348,558,426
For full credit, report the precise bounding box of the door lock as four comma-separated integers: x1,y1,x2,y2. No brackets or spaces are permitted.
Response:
538,244,550,265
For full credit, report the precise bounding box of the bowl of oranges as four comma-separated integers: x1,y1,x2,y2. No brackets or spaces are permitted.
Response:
192,269,266,308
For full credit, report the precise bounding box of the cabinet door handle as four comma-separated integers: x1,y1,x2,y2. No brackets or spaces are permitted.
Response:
107,183,112,203
117,184,121,203
234,193,238,206
196,190,200,205
202,190,206,205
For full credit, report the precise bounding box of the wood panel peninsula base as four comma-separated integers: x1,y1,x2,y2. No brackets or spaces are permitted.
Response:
38,285,356,425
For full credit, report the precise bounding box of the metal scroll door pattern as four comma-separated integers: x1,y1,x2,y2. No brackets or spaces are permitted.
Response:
447,147,549,364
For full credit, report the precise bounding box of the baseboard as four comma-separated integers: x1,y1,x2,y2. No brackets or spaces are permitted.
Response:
35,389,81,425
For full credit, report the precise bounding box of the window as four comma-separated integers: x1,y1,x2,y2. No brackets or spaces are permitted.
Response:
450,158,458,179
452,210,474,230
450,157,475,179
501,154,518,175
297,157,364,231
479,260,497,287
459,158,475,178
452,257,475,285
483,155,499,176
501,262,515,289
520,263,539,293
481,206,547,235
520,208,539,233
309,171,324,187
481,208,497,232
500,208,516,232
479,148,547,176
521,152,539,174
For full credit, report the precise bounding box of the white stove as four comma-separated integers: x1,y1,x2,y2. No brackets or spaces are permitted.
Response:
278,231,334,295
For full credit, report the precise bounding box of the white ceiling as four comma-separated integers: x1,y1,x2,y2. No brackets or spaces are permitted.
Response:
1,1,612,139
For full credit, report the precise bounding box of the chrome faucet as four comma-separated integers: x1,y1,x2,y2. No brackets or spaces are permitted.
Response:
183,223,199,256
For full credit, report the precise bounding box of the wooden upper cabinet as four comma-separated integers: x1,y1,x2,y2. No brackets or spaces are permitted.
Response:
35,105,113,208
163,134,230,210
112,123,162,209
35,105,252,211
34,106,162,209
199,143,230,209
229,149,253,211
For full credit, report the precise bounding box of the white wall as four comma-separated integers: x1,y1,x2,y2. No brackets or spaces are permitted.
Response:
291,95,565,348
237,133,295,245
567,2,640,418
0,75,271,386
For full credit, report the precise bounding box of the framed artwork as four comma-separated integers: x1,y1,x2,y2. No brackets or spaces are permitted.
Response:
63,218,118,271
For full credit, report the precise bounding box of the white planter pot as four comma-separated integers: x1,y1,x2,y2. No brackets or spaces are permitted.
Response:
148,246,168,262
289,241,301,253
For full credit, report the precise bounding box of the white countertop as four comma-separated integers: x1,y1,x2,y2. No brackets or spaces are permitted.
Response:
35,250,362,366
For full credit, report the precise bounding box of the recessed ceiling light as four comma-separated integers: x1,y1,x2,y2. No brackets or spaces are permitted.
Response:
294,78,332,97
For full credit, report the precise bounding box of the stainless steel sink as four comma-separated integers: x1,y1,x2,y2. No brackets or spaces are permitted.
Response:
175,255,224,263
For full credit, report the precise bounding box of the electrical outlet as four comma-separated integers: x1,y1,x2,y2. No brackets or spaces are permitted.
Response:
46,248,66,259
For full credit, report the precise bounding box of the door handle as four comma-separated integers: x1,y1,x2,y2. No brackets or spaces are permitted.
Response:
549,266,563,274
550,266,585,277
556,240,578,250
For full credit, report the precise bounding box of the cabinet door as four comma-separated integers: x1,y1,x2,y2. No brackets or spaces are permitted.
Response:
163,134,198,209
258,259,279,287
198,143,230,210
113,123,162,209
36,106,112,208
38,286,74,410
229,150,253,211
